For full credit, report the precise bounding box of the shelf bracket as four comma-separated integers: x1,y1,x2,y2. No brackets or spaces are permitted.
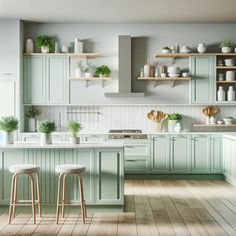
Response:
153,80,158,88
86,80,89,88
102,80,105,88
171,57,176,64
171,79,176,87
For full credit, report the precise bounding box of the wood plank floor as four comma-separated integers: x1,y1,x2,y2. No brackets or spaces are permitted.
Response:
1,180,236,235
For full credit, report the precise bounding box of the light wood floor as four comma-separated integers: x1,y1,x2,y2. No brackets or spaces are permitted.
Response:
1,180,236,235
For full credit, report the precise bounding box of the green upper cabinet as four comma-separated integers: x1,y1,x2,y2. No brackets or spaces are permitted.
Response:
210,135,222,173
190,56,215,104
23,55,68,105
191,134,210,173
170,135,191,173
23,55,45,104
151,135,170,173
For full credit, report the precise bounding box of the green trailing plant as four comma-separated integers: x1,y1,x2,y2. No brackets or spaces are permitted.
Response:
168,113,182,120
95,65,111,76
67,121,83,138
0,116,19,132
220,38,234,48
36,120,56,133
162,46,171,51
84,61,96,72
36,35,53,49
26,106,41,119
76,61,84,71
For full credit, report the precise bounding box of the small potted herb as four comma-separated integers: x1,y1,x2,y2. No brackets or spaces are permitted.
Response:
95,65,111,77
67,121,83,144
84,62,96,78
36,120,56,145
223,117,234,125
75,61,84,78
36,35,53,53
167,113,182,133
162,47,171,54
26,106,41,132
0,116,19,145
220,38,234,53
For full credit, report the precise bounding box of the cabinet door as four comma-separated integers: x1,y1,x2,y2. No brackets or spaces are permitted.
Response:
192,135,210,173
170,135,191,173
45,55,68,104
96,149,124,205
125,159,149,173
223,137,232,179
191,56,215,104
211,135,222,173
23,56,45,104
151,135,170,173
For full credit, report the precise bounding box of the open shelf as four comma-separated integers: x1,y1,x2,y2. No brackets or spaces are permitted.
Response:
217,81,236,84
156,53,236,58
216,66,236,69
69,77,111,88
193,124,236,127
23,53,102,58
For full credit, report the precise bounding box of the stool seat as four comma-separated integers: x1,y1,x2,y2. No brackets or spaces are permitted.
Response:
55,164,86,174
9,164,40,174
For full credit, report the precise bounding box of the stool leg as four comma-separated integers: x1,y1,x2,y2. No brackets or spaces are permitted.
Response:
78,175,86,224
29,174,36,224
62,174,67,218
8,174,17,224
12,174,18,218
36,172,42,218
56,173,63,224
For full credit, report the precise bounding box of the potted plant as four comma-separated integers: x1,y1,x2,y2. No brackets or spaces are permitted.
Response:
84,62,96,78
67,121,83,144
223,117,234,125
0,116,19,145
167,113,182,133
220,38,234,53
26,106,41,132
36,120,56,145
95,65,111,77
75,61,84,78
36,35,53,53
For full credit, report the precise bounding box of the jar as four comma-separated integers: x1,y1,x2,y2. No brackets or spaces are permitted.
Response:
174,123,182,134
227,86,236,101
26,39,33,53
197,43,206,53
217,86,226,101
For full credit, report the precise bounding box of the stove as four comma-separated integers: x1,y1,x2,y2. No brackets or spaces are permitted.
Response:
108,129,147,139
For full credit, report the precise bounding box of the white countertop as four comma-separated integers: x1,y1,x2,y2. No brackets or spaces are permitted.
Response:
0,142,124,149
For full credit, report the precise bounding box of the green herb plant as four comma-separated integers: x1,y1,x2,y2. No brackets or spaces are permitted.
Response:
76,61,84,71
36,35,53,49
36,120,56,133
168,113,182,120
0,116,19,132
84,61,96,72
67,121,83,138
220,38,234,48
95,65,111,76
26,106,41,119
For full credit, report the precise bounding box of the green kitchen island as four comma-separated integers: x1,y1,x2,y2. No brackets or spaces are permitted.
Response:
0,142,124,210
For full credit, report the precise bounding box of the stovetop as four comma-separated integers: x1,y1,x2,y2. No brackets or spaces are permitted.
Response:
108,129,142,134
108,129,147,139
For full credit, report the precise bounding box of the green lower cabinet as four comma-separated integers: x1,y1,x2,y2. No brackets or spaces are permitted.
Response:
210,135,222,173
151,135,170,173
170,135,191,173
125,159,150,173
96,149,124,205
191,135,210,173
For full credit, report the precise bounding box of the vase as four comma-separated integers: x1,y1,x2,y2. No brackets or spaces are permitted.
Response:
144,65,150,77
69,137,80,145
61,45,68,53
2,131,14,145
222,47,231,53
28,118,36,132
40,133,52,145
217,86,225,101
54,41,59,53
74,38,83,53
168,120,178,133
75,68,83,78
154,122,163,132
84,72,92,78
174,123,182,133
41,46,49,53
227,86,236,101
210,116,216,124
26,39,33,53
197,43,206,53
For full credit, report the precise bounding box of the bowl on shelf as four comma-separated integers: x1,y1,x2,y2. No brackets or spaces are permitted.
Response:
225,59,234,66
162,49,170,54
223,117,234,125
180,46,191,53
226,71,235,81
182,72,189,77
167,66,180,74
168,73,180,78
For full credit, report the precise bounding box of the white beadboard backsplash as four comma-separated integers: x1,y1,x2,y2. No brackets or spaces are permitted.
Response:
31,105,236,133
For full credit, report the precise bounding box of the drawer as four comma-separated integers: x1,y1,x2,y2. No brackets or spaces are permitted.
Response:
125,159,150,173
124,144,150,157
83,135,105,143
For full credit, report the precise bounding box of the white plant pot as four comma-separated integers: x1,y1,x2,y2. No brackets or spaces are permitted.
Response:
84,72,92,78
75,68,83,78
2,131,14,145
28,118,36,132
40,133,52,145
69,137,80,145
168,120,178,133
41,46,49,53
222,47,231,53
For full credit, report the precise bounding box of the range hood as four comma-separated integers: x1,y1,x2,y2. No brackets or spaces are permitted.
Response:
105,35,145,97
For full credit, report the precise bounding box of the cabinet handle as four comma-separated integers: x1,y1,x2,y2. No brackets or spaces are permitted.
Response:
126,160,142,162
0,73,12,76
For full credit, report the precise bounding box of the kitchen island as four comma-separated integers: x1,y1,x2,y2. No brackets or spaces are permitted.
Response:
0,142,124,209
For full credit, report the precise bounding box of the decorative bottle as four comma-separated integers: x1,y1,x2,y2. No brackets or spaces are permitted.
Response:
26,39,33,53
174,123,182,134
74,38,83,53
227,86,236,101
217,86,225,101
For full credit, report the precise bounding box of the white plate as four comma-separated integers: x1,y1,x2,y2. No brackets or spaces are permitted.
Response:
168,73,180,78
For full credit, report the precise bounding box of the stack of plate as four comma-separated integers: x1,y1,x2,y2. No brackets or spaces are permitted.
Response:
225,59,234,67
167,67,180,78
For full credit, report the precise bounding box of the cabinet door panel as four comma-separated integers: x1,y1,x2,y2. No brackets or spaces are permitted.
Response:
125,159,149,173
192,135,210,173
46,56,67,104
211,135,222,173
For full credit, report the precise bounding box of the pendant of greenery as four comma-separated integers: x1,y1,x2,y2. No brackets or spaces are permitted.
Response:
67,121,83,137
95,65,111,76
0,116,19,132
36,120,56,133
26,106,41,119
168,113,182,120
36,35,53,49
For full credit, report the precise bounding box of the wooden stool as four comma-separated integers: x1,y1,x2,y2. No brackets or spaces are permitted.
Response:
8,164,42,224
55,164,87,224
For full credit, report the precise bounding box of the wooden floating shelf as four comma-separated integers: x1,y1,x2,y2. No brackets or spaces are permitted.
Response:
23,53,102,58
193,124,236,127
137,77,191,81
69,77,111,80
155,53,236,58
216,66,236,69
217,81,236,84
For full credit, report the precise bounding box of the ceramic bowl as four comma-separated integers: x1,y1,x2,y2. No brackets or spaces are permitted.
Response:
223,118,234,125
217,120,224,125
167,67,180,73
168,73,180,78
182,72,189,77
161,73,166,78
162,49,170,54
226,71,235,81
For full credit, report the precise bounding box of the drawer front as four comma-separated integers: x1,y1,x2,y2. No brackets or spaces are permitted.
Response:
125,159,150,173
83,135,105,143
124,144,150,157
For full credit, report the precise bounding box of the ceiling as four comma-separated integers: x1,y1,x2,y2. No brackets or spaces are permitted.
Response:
1,0,236,23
